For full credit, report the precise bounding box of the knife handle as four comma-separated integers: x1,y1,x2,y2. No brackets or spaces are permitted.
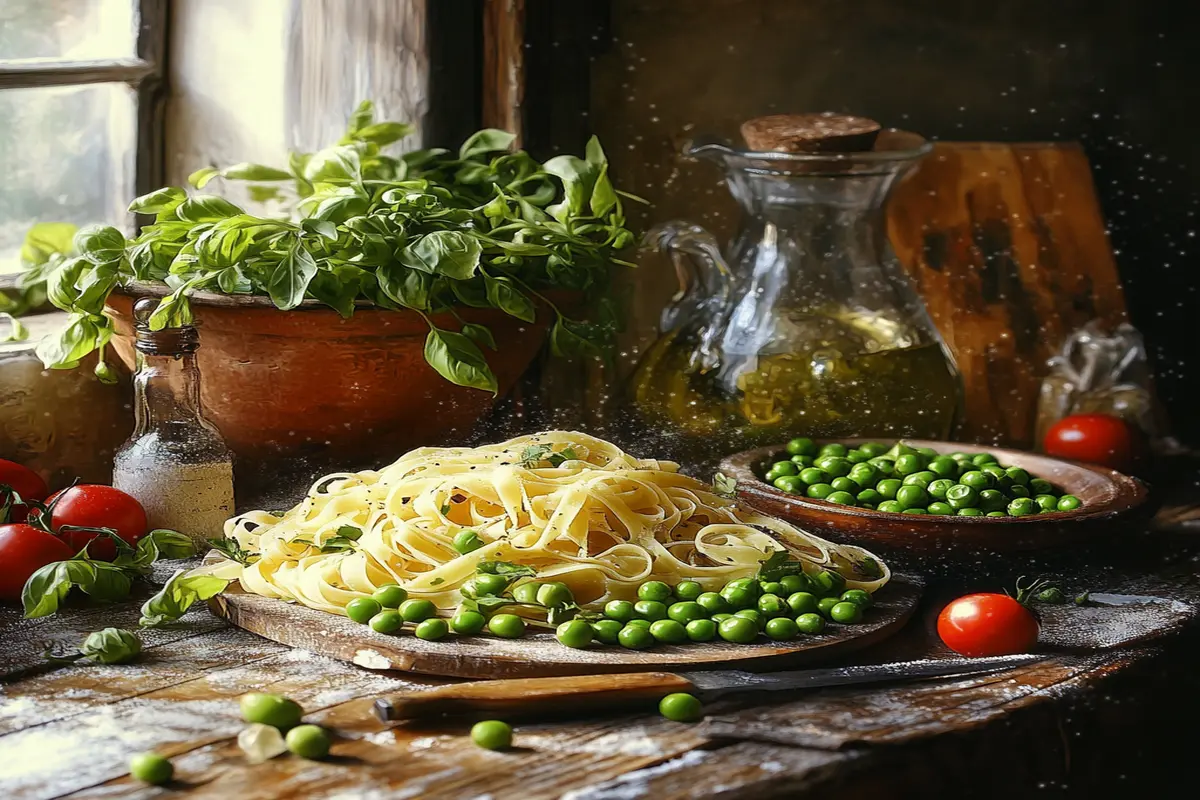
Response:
374,671,695,722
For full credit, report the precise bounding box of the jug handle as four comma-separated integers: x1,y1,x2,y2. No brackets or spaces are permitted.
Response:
642,221,733,333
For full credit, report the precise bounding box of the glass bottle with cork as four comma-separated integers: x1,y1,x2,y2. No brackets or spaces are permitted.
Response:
112,298,235,547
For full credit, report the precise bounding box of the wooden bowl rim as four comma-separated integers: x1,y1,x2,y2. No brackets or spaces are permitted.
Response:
721,439,1149,531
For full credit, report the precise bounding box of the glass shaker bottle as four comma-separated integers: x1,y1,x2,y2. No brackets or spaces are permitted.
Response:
112,298,235,547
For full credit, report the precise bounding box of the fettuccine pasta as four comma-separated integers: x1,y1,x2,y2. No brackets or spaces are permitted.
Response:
203,432,890,616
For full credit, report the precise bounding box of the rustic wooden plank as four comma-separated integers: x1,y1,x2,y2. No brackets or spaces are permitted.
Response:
482,0,526,144
0,59,155,89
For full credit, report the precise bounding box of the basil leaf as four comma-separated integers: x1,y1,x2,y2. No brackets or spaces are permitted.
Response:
219,162,294,182
477,561,537,578
21,222,77,265
712,472,738,499
128,187,187,215
356,121,414,146
73,263,120,314
304,146,362,183
188,167,220,189
147,287,195,331
424,326,498,394
74,225,127,264
36,313,110,369
44,256,88,311
399,231,481,280
140,569,230,627
346,100,375,135
483,273,536,323
21,559,133,618
79,628,143,664
118,529,197,570
542,154,595,218
176,195,243,223
590,163,618,218
1,313,29,343
585,135,607,167
450,279,491,309
461,323,497,351
309,267,364,318
267,242,318,310
377,264,431,311
210,537,257,565
459,129,516,160
216,266,253,294
549,316,603,359
336,525,363,540
302,219,339,242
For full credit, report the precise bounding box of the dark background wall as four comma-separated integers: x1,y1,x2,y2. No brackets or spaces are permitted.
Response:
557,0,1199,445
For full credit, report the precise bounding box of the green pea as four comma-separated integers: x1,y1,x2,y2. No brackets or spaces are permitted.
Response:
536,582,574,607
488,613,526,638
830,476,858,493
369,610,404,634
950,452,971,462
604,600,636,622
817,597,840,617
972,453,999,466
555,619,594,649
240,692,303,730
875,478,902,500
840,589,872,608
634,600,668,621
790,454,816,467
787,591,819,615
795,613,826,634
818,443,848,458
735,607,765,627
1034,494,1059,512
725,577,760,594
1057,495,1082,511
416,618,449,641
638,580,672,603
1008,497,1038,516
986,511,1008,517
659,692,703,722
856,488,883,505
786,437,818,457
946,484,979,510
696,591,729,615
372,584,408,609
129,752,173,785
718,616,759,643
770,460,799,477
1030,478,1055,495
764,467,783,484
668,601,707,624
591,619,623,644
710,613,733,623
902,470,937,488
757,580,783,596
345,597,383,624
927,502,953,515
765,617,799,640
859,442,889,458
471,720,513,750
451,610,486,635
861,503,876,510
981,463,1008,479
959,470,994,490
618,624,655,649
894,454,924,476
1005,467,1031,486
915,446,938,458
798,467,828,485
957,508,985,517
927,479,955,500
685,618,717,642
815,457,852,478
626,618,652,629
757,594,789,617
845,448,869,464
649,619,688,644
993,475,1015,493
774,475,805,494
452,529,485,555
813,570,846,596
848,463,879,487
928,456,958,478
825,491,856,505
806,483,835,499
721,585,757,610
779,573,813,594
979,489,1008,512
1009,484,1031,499
399,598,437,623
512,581,542,604
473,574,510,596
888,442,919,459
902,508,928,515
895,484,930,509
830,601,863,624
674,580,703,601
869,457,896,476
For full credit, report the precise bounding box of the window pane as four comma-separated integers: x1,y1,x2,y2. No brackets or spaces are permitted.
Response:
0,83,135,273
0,0,136,61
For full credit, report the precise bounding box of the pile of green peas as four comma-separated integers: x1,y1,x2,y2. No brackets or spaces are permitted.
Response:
343,567,871,651
762,439,1083,518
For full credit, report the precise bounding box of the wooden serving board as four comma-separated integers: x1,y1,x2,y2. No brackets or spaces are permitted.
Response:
208,576,921,680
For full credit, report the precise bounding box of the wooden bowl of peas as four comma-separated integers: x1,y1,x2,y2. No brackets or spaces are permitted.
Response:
720,439,1150,556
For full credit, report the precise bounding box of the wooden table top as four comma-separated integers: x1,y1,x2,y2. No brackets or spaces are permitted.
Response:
3,529,1200,800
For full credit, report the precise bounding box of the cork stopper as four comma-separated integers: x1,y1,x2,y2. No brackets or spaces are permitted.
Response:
740,113,882,154
133,297,198,355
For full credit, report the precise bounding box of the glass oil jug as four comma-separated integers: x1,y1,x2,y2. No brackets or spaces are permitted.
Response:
630,127,962,464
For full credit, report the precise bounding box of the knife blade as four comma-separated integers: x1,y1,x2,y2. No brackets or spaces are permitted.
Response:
373,653,1044,722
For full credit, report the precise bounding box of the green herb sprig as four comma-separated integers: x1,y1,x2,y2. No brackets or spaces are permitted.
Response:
33,101,643,393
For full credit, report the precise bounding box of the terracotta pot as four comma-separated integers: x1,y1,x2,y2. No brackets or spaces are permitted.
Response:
107,284,556,490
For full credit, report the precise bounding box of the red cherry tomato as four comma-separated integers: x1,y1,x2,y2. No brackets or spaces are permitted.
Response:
937,593,1039,657
0,524,75,602
0,459,49,523
39,485,149,561
1043,413,1140,473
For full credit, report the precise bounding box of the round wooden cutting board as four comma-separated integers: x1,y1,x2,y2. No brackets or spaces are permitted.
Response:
208,576,921,679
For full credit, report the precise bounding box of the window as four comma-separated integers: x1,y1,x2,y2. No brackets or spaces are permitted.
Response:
0,0,166,272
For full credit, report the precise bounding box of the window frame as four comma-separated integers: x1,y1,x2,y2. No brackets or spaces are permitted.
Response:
0,0,169,198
